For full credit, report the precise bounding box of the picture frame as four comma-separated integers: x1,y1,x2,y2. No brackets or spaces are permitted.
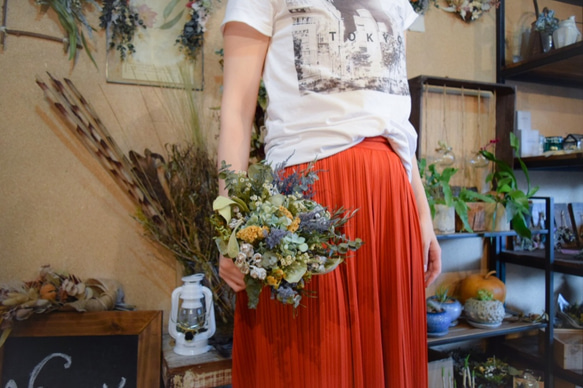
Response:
0,310,163,387
105,0,204,90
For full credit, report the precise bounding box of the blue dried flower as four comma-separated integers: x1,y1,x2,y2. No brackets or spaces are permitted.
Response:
265,228,289,249
299,210,331,233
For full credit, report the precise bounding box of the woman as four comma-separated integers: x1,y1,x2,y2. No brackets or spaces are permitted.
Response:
217,0,441,386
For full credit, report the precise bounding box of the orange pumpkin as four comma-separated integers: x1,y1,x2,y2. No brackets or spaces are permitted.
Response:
39,283,57,301
458,270,506,304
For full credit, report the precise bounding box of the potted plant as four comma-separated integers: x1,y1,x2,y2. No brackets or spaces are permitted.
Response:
419,159,472,234
462,133,538,239
426,298,451,337
427,285,463,326
464,289,506,328
534,7,559,52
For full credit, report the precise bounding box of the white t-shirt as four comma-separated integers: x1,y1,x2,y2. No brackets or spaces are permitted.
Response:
222,0,418,180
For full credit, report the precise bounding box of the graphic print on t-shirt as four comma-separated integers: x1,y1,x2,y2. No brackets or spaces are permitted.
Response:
287,0,410,96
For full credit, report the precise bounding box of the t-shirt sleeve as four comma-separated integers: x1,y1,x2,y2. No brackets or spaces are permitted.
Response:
400,0,419,31
221,0,274,37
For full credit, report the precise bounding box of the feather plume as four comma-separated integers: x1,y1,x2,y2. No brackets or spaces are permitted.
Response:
36,73,235,329
36,73,168,222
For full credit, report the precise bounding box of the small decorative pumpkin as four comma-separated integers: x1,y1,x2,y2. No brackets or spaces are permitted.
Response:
458,270,506,304
39,283,57,301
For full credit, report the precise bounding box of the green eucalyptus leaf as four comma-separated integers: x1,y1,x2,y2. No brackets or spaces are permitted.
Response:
213,196,236,222
227,230,240,258
160,10,185,30
163,0,182,20
284,261,307,283
244,277,263,309
268,194,285,207
215,237,228,256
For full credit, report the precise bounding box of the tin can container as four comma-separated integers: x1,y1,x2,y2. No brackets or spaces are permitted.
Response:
544,136,563,152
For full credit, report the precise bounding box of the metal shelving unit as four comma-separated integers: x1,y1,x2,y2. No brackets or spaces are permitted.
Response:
430,198,583,387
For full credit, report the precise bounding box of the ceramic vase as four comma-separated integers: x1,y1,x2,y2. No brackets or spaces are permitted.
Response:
427,309,450,337
427,296,463,327
433,204,455,234
540,32,553,53
464,298,505,328
484,203,510,232
553,16,581,49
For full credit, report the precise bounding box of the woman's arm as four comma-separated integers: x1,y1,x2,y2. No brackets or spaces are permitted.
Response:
410,157,442,287
217,22,270,291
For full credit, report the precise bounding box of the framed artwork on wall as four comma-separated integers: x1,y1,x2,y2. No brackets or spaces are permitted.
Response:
105,0,204,90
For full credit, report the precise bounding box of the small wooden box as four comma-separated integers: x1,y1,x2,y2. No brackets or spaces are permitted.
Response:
162,334,232,388
554,330,583,371
539,329,583,372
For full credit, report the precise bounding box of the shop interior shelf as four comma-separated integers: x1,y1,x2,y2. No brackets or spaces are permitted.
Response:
427,320,546,346
515,152,583,171
502,335,583,386
500,249,583,276
499,41,583,88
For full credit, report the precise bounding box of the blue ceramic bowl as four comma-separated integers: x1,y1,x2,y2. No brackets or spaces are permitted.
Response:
427,310,451,337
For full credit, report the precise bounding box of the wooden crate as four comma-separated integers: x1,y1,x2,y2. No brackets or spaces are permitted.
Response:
554,330,583,372
539,328,583,372
162,334,232,388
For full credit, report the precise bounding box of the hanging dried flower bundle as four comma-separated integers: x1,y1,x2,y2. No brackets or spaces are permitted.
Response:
35,73,235,328
436,0,500,22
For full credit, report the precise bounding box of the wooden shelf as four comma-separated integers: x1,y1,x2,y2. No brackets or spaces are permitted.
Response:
503,335,583,386
408,76,517,166
515,152,583,171
554,0,583,5
500,249,583,276
500,41,583,88
428,320,546,346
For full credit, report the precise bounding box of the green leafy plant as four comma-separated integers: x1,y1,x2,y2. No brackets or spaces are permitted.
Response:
477,133,539,239
433,285,453,303
35,0,97,66
426,298,444,313
419,159,472,232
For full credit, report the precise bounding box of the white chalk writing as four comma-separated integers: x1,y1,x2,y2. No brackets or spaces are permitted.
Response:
4,353,126,388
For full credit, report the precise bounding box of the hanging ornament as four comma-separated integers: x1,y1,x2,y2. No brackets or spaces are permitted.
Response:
435,86,456,166
470,89,490,168
436,141,456,166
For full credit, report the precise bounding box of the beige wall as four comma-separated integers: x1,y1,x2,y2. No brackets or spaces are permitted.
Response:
1,1,581,323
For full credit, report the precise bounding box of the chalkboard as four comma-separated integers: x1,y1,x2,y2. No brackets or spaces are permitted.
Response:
0,310,162,388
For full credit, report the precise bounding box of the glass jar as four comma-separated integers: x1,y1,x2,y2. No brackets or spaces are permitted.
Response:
544,136,563,152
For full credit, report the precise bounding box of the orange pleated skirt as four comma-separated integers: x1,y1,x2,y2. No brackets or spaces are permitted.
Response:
231,137,428,387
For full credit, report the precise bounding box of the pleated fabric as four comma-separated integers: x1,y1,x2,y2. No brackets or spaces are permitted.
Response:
231,137,428,388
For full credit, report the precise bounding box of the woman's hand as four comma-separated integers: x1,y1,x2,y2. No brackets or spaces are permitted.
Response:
422,224,442,288
219,255,246,292
409,157,442,287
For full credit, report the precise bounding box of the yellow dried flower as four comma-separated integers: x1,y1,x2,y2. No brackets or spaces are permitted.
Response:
287,217,300,233
236,225,268,243
266,276,280,287
278,206,293,219
272,268,284,280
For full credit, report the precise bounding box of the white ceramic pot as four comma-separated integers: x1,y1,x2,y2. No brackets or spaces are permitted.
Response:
433,204,455,234
484,203,510,232
553,16,582,49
